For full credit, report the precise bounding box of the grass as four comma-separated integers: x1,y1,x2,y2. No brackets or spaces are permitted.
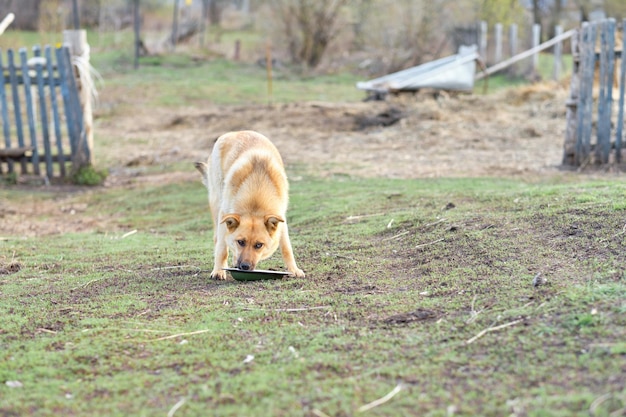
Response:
1,174,626,416
0,24,622,417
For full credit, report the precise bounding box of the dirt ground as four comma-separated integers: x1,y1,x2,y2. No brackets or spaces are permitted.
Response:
0,81,598,238
100,82,572,181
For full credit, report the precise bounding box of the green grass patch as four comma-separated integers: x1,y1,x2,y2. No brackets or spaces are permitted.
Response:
1,175,625,416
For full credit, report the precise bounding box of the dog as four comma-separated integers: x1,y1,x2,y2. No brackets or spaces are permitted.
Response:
194,130,305,280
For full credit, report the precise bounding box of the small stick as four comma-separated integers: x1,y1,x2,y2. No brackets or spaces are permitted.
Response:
121,230,137,239
415,238,444,249
466,319,523,345
70,278,105,291
382,230,409,241
312,409,332,417
167,397,186,417
37,328,57,334
357,384,403,413
345,213,385,221
422,218,447,228
154,329,211,341
242,306,330,312
151,265,201,271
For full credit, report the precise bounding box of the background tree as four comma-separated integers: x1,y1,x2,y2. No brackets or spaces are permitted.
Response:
270,0,348,69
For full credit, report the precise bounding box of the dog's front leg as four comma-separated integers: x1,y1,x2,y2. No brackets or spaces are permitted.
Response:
211,234,229,280
280,223,305,278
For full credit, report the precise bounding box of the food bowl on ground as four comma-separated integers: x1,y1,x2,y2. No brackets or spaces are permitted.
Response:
223,268,292,281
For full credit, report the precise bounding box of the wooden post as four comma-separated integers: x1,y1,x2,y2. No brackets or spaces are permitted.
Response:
576,23,597,165
234,39,240,61
494,23,502,64
479,21,488,63
615,18,626,164
133,0,140,70
71,0,80,29
509,24,518,74
553,25,563,80
266,41,273,106
63,30,94,168
532,23,541,74
563,28,579,165
596,19,615,164
171,0,179,50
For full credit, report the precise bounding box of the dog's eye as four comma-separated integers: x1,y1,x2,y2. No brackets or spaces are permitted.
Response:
254,242,264,250
237,240,246,247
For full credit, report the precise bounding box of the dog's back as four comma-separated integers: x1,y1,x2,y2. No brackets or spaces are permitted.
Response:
210,131,289,215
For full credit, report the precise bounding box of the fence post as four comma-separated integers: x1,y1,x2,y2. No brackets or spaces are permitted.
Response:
479,21,488,63
532,23,541,74
495,23,502,64
509,24,518,74
553,25,563,80
576,22,597,166
596,19,615,164
563,28,580,165
615,18,626,164
63,30,94,171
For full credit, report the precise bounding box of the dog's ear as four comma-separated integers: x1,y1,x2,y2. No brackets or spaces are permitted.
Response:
221,214,240,232
194,162,209,187
264,215,284,233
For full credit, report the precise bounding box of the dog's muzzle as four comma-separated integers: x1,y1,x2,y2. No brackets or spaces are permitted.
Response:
238,262,252,271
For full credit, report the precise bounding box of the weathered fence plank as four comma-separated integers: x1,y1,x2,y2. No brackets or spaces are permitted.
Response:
0,50,13,173
0,45,85,180
33,45,53,178
19,48,40,176
7,49,27,173
576,23,597,165
616,19,626,164
564,19,625,167
45,46,67,176
596,19,615,164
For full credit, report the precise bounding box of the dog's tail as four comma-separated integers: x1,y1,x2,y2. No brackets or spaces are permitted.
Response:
194,162,209,188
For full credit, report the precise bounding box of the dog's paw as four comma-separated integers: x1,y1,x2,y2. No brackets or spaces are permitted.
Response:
210,269,228,280
290,267,305,278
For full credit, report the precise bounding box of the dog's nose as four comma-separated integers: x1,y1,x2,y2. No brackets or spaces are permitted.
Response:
239,262,251,270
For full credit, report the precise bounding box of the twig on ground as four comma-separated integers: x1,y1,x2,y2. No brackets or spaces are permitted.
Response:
70,278,105,291
121,230,137,239
382,230,409,241
154,329,211,341
344,213,385,222
466,319,523,345
415,238,445,249
466,295,483,324
357,383,404,413
386,218,394,228
589,393,612,416
151,265,201,271
167,397,186,417
242,306,331,312
312,409,332,417
422,218,447,228
37,328,57,334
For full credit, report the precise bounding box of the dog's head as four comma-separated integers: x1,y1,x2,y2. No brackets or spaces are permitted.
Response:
221,213,283,271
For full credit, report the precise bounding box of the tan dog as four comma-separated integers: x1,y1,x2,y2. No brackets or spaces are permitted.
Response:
195,131,305,280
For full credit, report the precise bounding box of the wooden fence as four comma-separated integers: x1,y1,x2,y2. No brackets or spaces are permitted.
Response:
0,45,85,180
563,19,625,167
